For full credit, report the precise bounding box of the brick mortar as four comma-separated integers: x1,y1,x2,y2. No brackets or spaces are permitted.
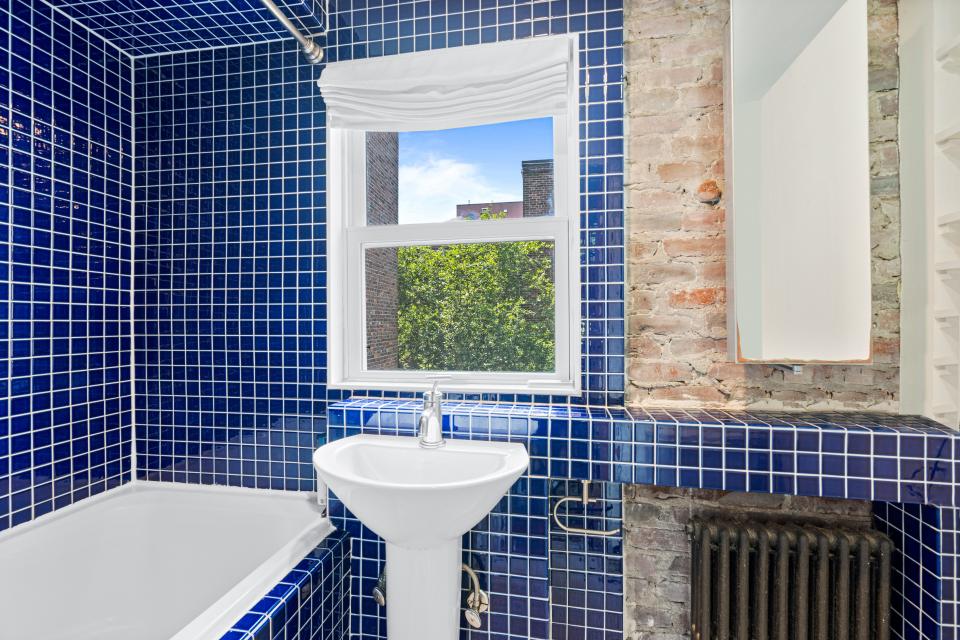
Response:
624,0,900,411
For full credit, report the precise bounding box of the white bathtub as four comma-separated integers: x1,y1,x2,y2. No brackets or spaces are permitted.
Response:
0,481,333,640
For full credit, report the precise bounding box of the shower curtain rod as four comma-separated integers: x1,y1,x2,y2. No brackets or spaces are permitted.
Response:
259,0,325,64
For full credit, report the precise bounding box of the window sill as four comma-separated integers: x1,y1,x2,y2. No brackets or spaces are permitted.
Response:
327,377,581,396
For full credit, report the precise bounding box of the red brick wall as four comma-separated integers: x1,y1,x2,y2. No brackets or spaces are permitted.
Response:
625,0,900,410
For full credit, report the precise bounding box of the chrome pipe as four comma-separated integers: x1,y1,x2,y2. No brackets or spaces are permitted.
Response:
551,480,620,537
259,0,324,64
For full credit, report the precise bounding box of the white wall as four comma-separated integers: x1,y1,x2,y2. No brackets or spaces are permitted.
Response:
898,0,934,414
899,0,960,423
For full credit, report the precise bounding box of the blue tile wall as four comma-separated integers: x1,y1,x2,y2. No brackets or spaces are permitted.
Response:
324,0,626,407
316,1,627,633
549,479,622,640
12,1,949,640
131,0,625,482
874,502,952,640
328,402,630,640
941,507,960,640
331,398,960,640
220,530,351,640
327,463,556,640
50,0,326,57
133,39,326,490
0,0,134,533
464,476,551,640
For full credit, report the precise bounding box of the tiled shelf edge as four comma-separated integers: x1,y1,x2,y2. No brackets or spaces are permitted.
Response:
328,398,959,506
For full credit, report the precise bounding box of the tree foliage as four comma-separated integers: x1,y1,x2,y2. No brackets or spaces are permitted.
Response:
396,211,555,372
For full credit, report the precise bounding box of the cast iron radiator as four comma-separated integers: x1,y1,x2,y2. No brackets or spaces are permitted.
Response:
689,520,893,640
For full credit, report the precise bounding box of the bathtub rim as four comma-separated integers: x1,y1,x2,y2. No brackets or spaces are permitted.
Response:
0,480,335,640
163,481,334,640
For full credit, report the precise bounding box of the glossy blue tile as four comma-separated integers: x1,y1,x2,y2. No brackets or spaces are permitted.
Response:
0,0,133,532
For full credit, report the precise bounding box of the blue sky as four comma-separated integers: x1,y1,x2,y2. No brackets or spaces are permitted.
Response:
397,117,553,224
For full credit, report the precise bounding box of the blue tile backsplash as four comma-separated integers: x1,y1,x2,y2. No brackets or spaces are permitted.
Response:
330,399,960,505
1,1,957,640
0,0,133,533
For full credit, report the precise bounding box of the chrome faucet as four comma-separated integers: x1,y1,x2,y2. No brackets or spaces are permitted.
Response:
418,380,445,449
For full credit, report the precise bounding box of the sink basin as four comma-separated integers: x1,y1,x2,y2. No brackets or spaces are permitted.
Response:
314,434,528,547
313,434,528,639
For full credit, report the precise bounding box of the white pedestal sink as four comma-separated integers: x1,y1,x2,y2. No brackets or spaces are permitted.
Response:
313,434,529,640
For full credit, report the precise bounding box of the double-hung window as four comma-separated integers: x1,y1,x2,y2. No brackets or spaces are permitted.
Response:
321,35,581,393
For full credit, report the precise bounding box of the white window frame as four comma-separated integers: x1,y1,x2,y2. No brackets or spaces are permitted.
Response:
327,53,581,394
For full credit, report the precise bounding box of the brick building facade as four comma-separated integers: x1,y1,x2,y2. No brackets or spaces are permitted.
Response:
364,132,400,370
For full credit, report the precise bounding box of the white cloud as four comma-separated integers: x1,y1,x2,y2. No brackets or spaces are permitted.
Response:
397,155,519,224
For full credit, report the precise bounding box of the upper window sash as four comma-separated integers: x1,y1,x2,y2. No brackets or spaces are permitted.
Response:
339,112,574,231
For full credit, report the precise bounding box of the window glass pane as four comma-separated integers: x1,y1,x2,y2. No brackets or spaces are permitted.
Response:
364,241,556,372
365,118,555,226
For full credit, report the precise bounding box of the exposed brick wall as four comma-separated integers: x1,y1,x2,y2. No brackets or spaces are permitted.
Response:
521,159,554,217
622,485,873,639
364,132,400,369
624,0,901,411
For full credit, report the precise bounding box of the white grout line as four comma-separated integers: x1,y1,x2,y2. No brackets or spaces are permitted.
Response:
128,47,138,484
4,4,11,530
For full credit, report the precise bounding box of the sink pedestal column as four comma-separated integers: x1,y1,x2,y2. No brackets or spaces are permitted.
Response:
385,539,461,640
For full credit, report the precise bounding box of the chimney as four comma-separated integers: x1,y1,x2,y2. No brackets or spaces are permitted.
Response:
521,159,554,217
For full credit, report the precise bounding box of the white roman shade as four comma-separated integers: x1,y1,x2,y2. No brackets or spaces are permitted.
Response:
317,34,577,131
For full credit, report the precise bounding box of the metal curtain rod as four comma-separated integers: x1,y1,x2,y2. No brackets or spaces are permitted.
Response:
259,0,324,64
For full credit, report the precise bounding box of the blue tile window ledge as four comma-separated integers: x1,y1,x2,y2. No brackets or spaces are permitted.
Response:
328,399,958,506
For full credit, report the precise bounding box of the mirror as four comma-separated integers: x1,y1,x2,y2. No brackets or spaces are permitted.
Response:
726,0,872,363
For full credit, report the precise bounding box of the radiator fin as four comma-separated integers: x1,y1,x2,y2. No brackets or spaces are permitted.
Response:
690,520,892,640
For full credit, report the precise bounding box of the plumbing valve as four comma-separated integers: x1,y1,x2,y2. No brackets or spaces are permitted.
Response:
372,568,386,607
462,563,489,629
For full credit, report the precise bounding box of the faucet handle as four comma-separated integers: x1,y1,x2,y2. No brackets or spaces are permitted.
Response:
423,376,450,402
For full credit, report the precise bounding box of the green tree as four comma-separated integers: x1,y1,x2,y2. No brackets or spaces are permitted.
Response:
396,210,555,372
